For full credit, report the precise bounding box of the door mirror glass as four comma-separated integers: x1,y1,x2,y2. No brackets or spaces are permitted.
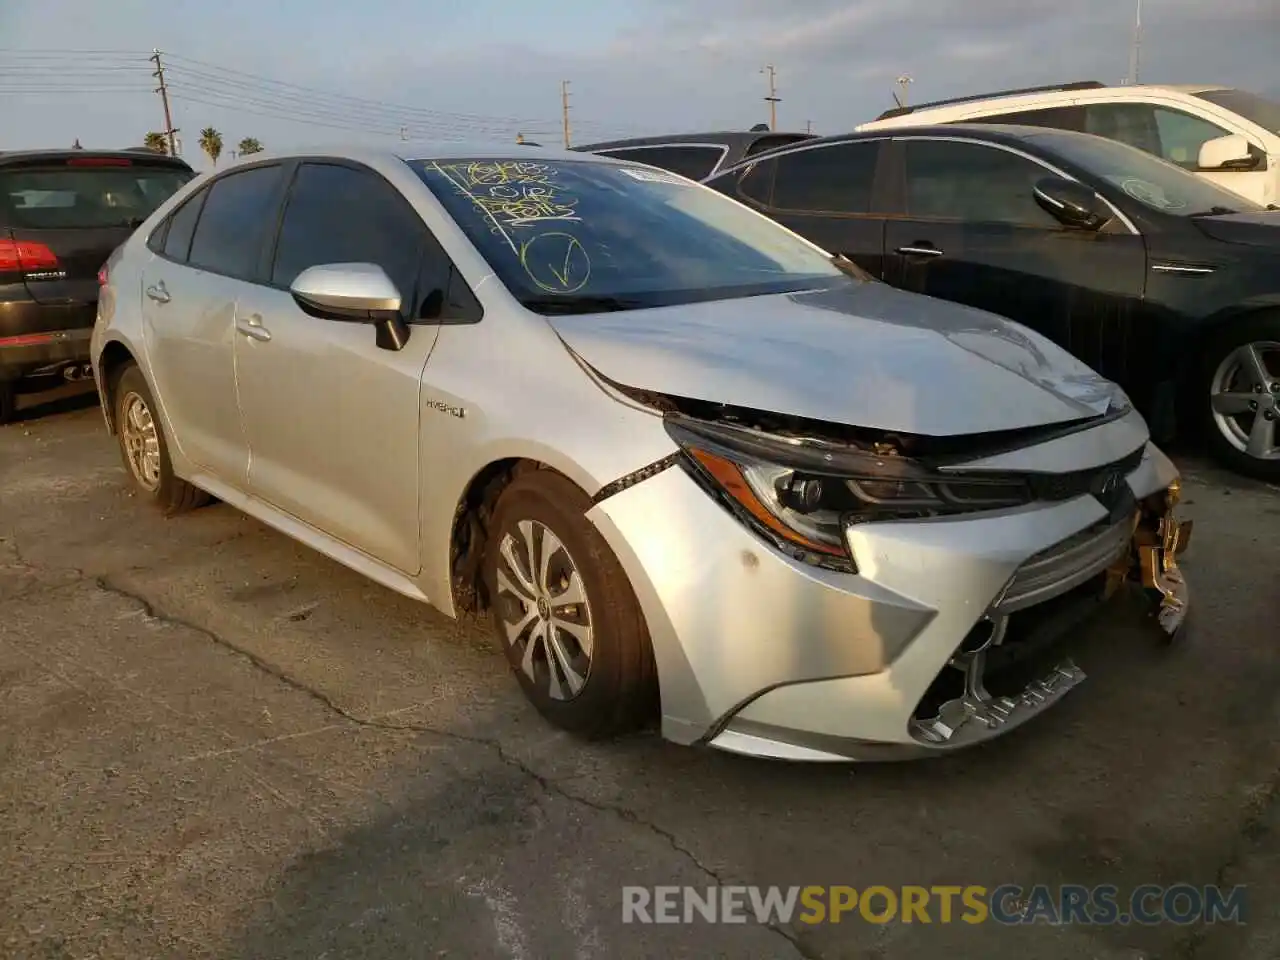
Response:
289,262,402,319
1197,133,1258,171
1032,177,1111,231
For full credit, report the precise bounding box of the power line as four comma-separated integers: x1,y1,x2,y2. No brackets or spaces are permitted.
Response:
0,49,647,143
161,52,633,134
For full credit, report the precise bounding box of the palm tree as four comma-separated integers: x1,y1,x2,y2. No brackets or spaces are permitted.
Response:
143,132,169,155
198,127,223,167
237,137,263,156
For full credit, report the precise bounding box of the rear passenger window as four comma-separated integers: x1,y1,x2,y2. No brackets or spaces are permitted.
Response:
147,216,171,254
161,189,207,263
735,158,777,206
188,165,284,280
600,146,724,180
744,134,814,158
902,140,1058,226
971,106,1084,130
270,162,426,299
770,142,880,214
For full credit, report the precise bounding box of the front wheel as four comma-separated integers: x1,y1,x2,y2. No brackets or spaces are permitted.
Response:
1201,317,1280,481
482,470,658,738
113,363,210,514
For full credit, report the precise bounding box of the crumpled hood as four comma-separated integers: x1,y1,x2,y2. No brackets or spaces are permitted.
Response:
1192,210,1280,248
549,281,1128,437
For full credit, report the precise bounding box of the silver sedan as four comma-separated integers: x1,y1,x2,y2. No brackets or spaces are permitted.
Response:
90,144,1192,761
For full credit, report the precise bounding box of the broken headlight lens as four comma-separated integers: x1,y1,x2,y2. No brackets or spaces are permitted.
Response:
667,416,1033,571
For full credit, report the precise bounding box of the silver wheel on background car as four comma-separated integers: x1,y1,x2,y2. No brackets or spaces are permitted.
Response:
120,390,162,491
494,518,594,701
1209,340,1280,461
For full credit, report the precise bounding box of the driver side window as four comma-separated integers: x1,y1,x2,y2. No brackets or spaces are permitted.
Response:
901,140,1060,227
272,162,424,296
1153,108,1236,169
1085,103,1236,170
271,161,480,322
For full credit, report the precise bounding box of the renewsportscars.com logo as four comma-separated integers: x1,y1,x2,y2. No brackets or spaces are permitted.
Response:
622,884,1248,926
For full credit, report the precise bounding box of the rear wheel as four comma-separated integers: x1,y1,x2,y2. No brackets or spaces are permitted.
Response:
0,381,14,425
482,470,658,738
113,364,209,514
1201,316,1280,481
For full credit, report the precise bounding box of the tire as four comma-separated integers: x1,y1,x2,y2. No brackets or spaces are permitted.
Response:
482,470,659,738
0,381,14,426
113,363,210,514
1199,316,1280,481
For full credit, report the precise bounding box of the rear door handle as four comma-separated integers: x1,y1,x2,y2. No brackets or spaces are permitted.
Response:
145,281,170,303
895,244,943,257
236,313,272,342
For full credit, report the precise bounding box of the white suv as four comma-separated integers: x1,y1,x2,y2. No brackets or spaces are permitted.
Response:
857,81,1280,207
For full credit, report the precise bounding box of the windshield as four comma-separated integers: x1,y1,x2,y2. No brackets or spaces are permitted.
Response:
1194,88,1280,134
0,164,193,230
410,157,849,312
1024,130,1264,216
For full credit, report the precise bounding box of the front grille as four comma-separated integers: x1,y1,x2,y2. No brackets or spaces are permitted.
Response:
1026,445,1145,502
992,514,1133,614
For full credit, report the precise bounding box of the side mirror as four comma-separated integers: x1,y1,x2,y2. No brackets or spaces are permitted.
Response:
1197,133,1258,171
1033,177,1111,231
289,262,409,351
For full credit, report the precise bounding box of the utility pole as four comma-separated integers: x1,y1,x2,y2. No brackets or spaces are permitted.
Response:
150,49,178,157
806,119,813,134
1128,0,1143,85
761,65,779,131
561,80,572,148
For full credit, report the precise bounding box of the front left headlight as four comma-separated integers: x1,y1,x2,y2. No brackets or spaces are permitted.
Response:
666,416,1034,573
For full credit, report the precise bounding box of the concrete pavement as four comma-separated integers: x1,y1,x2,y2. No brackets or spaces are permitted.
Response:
2,388,1278,959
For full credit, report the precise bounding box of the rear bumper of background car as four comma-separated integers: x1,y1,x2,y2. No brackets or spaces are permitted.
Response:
588,427,1188,762
0,326,93,380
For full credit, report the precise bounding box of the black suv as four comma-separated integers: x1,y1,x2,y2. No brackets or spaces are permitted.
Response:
0,149,194,422
704,124,1280,480
575,129,814,181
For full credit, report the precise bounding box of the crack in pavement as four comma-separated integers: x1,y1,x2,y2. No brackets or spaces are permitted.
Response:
4,524,824,957
83,572,815,959
1174,773,1280,960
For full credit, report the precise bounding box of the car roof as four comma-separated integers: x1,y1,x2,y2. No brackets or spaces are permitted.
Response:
0,149,193,170
573,131,812,152
709,123,1095,177
213,141,620,170
863,83,1235,126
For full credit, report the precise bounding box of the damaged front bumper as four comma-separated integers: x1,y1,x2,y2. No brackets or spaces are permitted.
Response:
588,430,1192,762
908,481,1192,751
1130,477,1193,637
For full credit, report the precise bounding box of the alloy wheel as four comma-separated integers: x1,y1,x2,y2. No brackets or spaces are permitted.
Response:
1209,340,1280,461
120,391,162,491
494,518,594,701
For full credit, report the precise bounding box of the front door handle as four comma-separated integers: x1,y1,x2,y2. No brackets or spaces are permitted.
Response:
145,281,171,303
895,243,943,257
236,313,272,342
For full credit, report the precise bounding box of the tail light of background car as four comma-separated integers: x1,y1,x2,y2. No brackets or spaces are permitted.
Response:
0,238,60,274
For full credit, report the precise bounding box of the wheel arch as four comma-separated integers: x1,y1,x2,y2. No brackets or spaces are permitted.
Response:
96,338,139,433
447,456,582,617
1178,301,1280,389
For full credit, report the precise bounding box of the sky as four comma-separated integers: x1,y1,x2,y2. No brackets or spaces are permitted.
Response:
1,0,1277,170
